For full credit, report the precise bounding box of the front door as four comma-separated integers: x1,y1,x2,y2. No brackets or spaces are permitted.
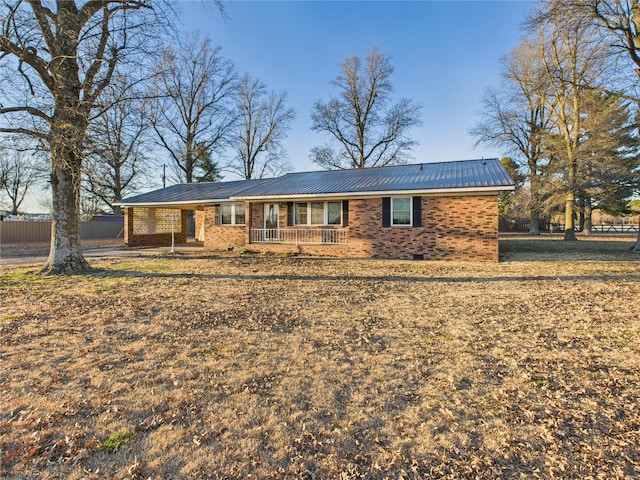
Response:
264,203,279,241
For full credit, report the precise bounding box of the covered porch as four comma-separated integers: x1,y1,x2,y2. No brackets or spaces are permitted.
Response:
249,228,348,245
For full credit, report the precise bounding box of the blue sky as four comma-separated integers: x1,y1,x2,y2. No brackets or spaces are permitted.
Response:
181,0,534,176
20,0,535,212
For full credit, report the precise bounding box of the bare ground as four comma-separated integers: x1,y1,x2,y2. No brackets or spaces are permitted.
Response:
1,238,639,479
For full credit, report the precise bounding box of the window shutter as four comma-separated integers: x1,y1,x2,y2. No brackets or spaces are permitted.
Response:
382,197,391,227
342,200,349,227
412,196,422,227
214,205,220,226
287,202,294,226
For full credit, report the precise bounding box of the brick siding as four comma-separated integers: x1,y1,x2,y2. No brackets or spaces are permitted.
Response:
202,205,247,250
127,195,500,260
347,196,498,261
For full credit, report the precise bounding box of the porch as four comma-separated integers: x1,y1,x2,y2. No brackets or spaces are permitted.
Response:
250,228,348,245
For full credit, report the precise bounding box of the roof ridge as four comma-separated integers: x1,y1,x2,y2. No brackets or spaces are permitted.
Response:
281,158,500,176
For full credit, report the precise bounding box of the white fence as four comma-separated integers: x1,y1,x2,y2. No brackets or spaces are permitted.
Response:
590,224,639,233
0,221,124,243
250,228,348,245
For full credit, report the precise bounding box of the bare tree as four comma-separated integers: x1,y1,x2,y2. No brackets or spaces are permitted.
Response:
310,46,423,170
152,33,237,184
553,0,640,249
229,74,295,179
471,38,553,235
84,77,151,215
0,142,44,215
0,1,169,273
534,9,610,240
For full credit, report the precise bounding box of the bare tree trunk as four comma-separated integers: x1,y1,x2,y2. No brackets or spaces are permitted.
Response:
529,211,541,235
583,198,592,236
529,174,541,235
42,124,90,274
632,222,640,253
564,192,577,241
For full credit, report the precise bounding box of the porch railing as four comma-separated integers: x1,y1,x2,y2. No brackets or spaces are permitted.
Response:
250,228,348,245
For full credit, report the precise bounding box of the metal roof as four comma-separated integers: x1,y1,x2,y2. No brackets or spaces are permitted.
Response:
237,159,514,199
118,178,273,206
118,159,514,206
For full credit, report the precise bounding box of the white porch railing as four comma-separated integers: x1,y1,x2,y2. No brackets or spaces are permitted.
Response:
250,228,348,245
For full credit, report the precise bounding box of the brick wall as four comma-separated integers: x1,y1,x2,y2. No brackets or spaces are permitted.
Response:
203,205,247,250
348,196,498,261
249,202,265,230
201,196,499,261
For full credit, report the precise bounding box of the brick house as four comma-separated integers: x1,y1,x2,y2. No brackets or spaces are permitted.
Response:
119,159,514,261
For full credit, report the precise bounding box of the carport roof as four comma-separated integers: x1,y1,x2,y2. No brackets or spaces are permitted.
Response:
118,178,274,207
118,159,515,207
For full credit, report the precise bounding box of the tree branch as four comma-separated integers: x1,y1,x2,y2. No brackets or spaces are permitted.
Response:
0,126,48,139
25,0,55,52
0,105,52,122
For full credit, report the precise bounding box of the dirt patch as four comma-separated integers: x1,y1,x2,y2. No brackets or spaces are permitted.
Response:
1,245,639,478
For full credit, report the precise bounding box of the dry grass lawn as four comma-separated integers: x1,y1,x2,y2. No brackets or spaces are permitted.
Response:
0,238,124,258
1,237,639,479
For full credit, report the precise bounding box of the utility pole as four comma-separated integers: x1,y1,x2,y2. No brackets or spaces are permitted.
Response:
162,164,166,188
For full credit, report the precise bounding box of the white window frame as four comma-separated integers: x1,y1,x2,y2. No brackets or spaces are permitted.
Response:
220,203,246,226
391,197,412,226
293,201,343,226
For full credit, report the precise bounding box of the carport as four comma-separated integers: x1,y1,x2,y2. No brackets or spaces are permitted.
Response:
117,180,268,248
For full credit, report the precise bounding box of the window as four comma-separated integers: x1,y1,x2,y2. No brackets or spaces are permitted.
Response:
221,204,232,225
391,197,412,226
293,201,343,226
311,202,324,224
327,202,341,225
220,203,245,225
234,203,246,225
294,203,307,225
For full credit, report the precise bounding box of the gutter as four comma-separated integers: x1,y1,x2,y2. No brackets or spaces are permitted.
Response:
114,199,232,208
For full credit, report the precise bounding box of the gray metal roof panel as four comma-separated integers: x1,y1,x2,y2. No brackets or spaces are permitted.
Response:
237,159,514,197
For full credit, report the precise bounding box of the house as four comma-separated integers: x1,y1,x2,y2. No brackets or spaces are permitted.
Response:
118,159,515,261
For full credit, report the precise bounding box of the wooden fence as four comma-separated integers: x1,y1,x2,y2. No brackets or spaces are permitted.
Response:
0,221,124,243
